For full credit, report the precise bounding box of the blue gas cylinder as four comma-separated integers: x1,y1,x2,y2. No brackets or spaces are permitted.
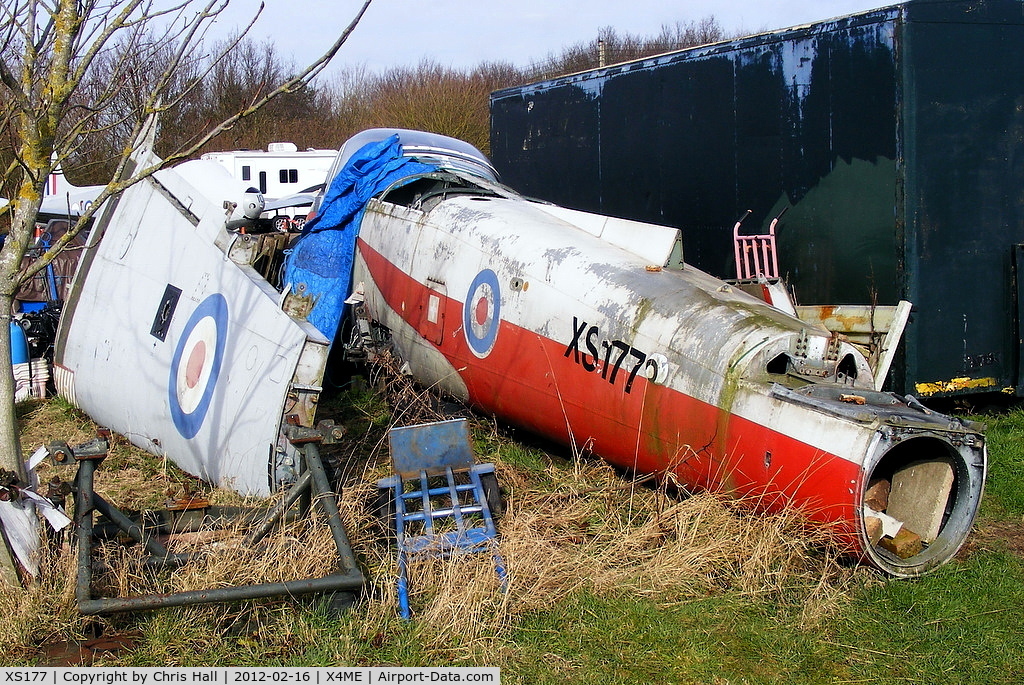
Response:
10,321,28,365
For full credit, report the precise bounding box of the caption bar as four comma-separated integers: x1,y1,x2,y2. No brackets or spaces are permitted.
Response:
0,669,499,684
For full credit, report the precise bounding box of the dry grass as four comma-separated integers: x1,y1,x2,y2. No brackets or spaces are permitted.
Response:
0,541,82,659
1,385,854,661
345,456,850,650
350,367,852,645
18,398,225,512
94,507,343,600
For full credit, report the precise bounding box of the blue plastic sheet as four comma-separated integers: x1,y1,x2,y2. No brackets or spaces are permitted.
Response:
283,135,436,339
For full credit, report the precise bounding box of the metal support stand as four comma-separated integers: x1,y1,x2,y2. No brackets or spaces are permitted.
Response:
55,433,364,615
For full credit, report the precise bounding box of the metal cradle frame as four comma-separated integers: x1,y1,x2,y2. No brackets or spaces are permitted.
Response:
54,433,364,615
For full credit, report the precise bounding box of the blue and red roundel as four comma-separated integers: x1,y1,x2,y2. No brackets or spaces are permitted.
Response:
463,269,501,358
169,294,228,439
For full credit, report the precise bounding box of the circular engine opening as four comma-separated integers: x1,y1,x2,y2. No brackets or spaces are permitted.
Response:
862,434,984,576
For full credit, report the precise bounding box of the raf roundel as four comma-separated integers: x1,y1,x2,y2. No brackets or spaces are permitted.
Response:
169,294,228,439
463,269,501,358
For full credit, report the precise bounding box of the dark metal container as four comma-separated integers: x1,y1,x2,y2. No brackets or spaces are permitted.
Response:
490,0,1024,399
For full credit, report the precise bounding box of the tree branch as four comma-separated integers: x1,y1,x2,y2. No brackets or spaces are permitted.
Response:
12,0,376,289
165,0,373,161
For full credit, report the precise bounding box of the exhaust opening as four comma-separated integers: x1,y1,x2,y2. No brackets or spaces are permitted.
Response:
836,353,858,381
862,434,983,576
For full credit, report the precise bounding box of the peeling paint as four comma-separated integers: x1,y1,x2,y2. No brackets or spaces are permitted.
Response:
576,75,606,101
914,377,997,396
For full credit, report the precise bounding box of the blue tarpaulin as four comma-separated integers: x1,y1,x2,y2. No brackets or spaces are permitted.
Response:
283,135,437,340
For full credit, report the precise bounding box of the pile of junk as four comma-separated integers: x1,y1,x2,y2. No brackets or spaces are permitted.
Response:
9,217,80,401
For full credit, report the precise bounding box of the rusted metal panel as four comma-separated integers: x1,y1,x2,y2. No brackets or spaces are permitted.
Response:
1016,244,1024,396
796,301,911,390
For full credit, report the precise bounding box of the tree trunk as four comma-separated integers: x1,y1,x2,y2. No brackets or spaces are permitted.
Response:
0,300,26,481
0,291,25,586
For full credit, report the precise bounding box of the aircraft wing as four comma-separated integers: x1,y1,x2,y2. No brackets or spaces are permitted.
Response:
54,160,329,495
38,185,103,218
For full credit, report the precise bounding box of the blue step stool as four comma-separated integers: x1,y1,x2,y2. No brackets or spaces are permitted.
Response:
376,418,505,618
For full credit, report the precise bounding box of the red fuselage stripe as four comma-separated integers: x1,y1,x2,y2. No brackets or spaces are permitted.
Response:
358,239,863,533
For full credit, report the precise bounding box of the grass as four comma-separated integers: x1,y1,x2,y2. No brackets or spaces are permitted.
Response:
976,407,1024,517
1,390,1023,682
830,550,1024,683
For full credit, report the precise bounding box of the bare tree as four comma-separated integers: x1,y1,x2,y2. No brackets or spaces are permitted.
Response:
0,0,372,584
187,36,330,152
526,17,728,80
318,59,523,156
63,30,205,183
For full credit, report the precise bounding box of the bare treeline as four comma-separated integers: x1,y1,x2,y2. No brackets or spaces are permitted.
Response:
65,35,331,184
41,16,728,185
525,17,729,80
317,60,522,159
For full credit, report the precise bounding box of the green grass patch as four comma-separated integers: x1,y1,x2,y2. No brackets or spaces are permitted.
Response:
828,551,1024,684
3,392,1023,682
506,591,841,684
975,407,1024,516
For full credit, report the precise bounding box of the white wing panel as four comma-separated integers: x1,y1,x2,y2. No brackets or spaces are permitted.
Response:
529,202,681,267
58,171,312,495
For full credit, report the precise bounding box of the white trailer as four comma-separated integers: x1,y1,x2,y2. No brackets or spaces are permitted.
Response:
201,143,336,199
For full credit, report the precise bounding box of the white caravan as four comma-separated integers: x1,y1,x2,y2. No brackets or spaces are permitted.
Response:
201,143,336,198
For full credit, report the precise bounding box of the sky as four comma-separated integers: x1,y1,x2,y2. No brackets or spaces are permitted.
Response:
211,0,889,77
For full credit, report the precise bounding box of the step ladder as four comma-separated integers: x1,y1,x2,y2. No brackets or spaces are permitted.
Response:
376,418,506,618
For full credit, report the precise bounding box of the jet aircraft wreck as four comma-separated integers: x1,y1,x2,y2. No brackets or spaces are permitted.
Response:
50,129,986,577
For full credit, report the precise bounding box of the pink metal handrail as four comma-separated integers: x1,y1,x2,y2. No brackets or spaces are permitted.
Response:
733,209,783,280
